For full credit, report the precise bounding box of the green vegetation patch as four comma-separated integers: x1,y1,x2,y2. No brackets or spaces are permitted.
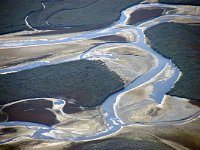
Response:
0,60,124,106
145,22,200,100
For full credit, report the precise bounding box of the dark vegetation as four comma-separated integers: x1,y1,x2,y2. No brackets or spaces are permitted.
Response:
0,0,43,34
0,0,142,35
0,112,7,122
145,22,200,101
0,60,124,107
67,138,173,150
44,0,142,30
158,0,200,6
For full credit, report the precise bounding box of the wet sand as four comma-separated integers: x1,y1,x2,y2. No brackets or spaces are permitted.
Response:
127,7,166,24
63,101,94,114
2,99,59,126
189,100,200,107
93,35,128,42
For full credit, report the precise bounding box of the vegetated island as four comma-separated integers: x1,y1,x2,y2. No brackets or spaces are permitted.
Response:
0,60,124,108
145,22,200,101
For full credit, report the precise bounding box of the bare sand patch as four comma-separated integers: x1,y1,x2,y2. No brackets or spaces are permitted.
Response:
52,107,106,138
85,44,156,84
0,97,106,140
0,40,100,67
115,64,200,124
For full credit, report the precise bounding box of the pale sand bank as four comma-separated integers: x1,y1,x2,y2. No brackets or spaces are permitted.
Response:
0,40,100,67
52,107,106,138
83,44,156,85
115,64,199,124
0,98,106,141
0,30,137,68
